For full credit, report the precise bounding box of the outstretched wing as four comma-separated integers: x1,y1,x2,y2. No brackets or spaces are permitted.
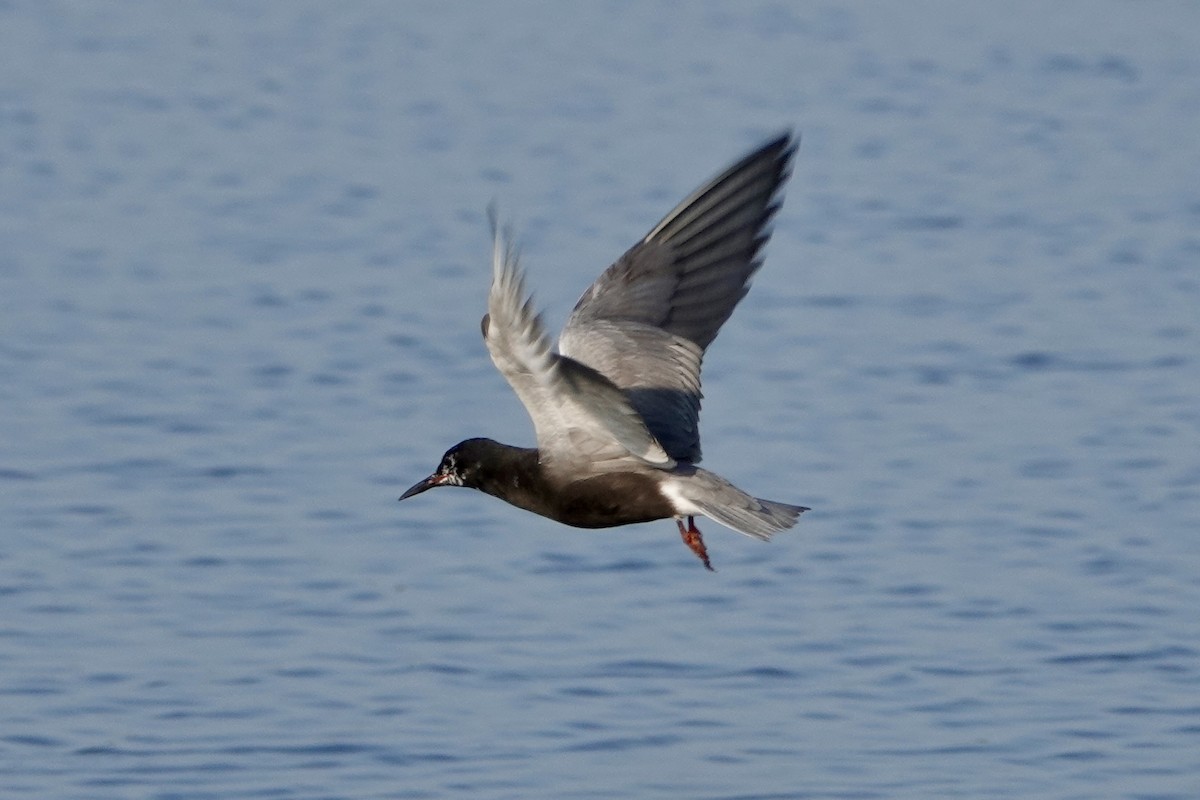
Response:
482,216,675,471
559,133,797,462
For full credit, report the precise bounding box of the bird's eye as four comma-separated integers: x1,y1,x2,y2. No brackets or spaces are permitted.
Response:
480,313,491,338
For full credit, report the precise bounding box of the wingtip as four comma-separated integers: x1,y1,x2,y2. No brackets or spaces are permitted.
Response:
486,201,500,238
488,205,523,286
755,128,799,158
771,130,799,182
762,128,800,180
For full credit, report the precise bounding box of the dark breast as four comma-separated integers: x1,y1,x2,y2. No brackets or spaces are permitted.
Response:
551,472,676,529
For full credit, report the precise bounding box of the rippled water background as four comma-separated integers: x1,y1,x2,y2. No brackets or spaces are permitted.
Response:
3,3,1199,798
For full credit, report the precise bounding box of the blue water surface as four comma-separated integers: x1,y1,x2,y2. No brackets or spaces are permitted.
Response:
3,3,1199,798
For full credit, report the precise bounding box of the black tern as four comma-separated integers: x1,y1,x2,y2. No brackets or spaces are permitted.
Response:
401,132,809,570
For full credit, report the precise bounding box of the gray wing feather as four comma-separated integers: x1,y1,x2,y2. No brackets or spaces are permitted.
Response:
483,217,674,470
558,321,702,461
560,133,797,462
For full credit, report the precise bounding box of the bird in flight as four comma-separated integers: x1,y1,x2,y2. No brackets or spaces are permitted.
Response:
401,133,808,570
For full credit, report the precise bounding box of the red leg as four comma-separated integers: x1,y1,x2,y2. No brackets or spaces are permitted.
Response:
676,516,714,571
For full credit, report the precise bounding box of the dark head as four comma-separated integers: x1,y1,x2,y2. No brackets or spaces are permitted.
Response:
399,438,503,501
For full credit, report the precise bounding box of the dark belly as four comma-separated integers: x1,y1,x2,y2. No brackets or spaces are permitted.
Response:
551,472,676,529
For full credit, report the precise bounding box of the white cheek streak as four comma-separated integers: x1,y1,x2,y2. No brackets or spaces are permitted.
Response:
659,478,703,518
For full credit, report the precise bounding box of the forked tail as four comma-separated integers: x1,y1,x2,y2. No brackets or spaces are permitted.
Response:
674,468,809,541
692,495,808,541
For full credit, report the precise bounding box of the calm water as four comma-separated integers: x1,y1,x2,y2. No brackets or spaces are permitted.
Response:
3,3,1199,798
